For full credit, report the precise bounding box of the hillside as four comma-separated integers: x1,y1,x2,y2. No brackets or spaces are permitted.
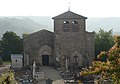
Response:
28,16,120,33
0,17,52,38
87,17,120,33
0,16,120,38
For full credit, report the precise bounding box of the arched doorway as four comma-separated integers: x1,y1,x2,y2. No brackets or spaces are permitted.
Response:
42,51,49,66
38,45,52,66
42,55,49,65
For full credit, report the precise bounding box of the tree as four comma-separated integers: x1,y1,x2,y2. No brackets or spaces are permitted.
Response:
0,40,2,54
0,40,3,65
1,31,23,61
95,29,114,59
80,35,120,83
22,33,29,39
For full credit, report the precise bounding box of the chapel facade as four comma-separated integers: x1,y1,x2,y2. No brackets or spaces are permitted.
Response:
23,11,95,68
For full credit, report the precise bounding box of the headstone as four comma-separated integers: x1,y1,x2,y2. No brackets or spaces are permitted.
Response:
33,61,36,79
46,78,53,84
23,75,28,80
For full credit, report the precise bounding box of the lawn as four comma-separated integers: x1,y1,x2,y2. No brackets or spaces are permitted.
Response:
3,61,11,65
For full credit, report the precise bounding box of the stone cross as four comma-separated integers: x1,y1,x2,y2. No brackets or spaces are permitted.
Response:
74,54,78,64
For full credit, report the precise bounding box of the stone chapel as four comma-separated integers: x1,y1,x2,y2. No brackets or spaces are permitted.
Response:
23,11,95,68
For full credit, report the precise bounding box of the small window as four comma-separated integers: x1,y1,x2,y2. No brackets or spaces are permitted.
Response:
72,21,79,32
15,60,17,62
64,21,69,24
72,21,78,24
63,21,69,32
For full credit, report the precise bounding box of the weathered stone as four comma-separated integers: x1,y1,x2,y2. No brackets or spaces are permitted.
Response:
23,10,95,68
23,30,54,66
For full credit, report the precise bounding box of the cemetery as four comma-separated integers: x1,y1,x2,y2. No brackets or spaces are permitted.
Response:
0,10,119,84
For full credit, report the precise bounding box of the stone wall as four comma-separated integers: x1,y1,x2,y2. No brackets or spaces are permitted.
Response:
23,11,95,68
23,30,54,66
85,32,95,65
53,13,95,67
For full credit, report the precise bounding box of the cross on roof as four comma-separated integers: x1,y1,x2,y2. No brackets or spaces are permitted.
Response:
68,2,70,11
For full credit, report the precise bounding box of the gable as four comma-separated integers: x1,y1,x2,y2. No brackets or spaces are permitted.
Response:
52,11,87,19
24,29,54,40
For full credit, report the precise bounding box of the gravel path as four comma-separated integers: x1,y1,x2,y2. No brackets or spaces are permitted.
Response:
37,66,64,84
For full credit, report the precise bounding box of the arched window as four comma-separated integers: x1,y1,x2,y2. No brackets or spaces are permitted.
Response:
63,21,69,32
64,21,69,24
72,21,79,32
72,21,78,24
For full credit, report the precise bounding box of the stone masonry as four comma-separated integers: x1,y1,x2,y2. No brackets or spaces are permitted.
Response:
23,30,54,66
23,10,95,68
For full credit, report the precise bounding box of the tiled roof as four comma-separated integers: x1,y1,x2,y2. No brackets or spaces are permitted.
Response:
52,11,87,19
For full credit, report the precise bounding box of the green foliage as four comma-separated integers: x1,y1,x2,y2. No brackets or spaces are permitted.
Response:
80,35,120,83
0,70,17,84
95,29,114,59
0,40,3,65
0,40,3,55
22,33,29,38
0,60,3,65
1,31,23,61
3,61,11,65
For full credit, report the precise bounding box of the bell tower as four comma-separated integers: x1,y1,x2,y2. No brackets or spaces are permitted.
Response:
52,11,87,34
52,11,94,67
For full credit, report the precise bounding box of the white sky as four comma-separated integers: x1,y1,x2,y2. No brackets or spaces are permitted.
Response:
0,0,120,17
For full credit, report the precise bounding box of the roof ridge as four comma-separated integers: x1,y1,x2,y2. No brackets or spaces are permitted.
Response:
24,29,53,39
52,11,87,19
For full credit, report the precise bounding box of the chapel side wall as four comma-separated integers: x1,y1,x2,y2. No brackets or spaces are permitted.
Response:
23,35,39,66
86,32,95,65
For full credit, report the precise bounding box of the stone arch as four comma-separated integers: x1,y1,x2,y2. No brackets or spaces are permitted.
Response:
38,45,52,65
71,51,83,66
42,51,49,55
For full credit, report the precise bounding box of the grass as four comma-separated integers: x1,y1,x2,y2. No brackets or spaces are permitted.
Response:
0,61,11,67
3,61,11,65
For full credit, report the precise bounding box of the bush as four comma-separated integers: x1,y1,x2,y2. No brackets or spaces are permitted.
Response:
80,35,120,83
0,61,3,65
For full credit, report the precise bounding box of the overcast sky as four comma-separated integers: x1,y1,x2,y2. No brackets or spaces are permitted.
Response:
0,0,120,17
